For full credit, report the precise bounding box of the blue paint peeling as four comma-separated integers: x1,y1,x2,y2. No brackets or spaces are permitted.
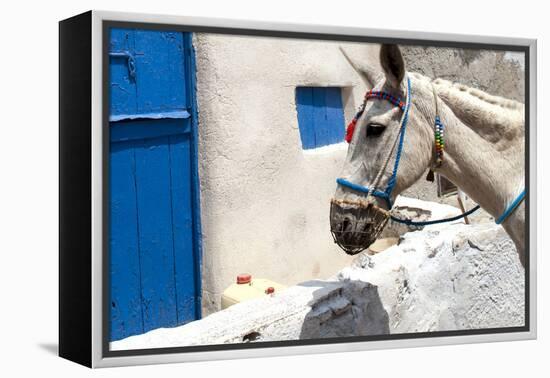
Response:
109,110,190,122
110,118,191,143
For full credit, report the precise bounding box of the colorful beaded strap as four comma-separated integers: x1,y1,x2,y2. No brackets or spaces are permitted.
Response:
434,115,445,166
431,84,446,167
366,90,407,110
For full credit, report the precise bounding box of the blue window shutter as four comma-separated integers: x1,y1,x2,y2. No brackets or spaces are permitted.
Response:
323,88,346,145
296,87,345,149
296,87,316,149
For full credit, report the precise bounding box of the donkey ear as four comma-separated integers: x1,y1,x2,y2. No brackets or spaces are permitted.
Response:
380,44,406,88
339,47,383,88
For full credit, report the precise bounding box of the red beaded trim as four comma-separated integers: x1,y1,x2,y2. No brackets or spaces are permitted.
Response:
345,89,406,143
365,90,406,111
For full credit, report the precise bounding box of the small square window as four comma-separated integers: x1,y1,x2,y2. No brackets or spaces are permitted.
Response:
295,87,346,149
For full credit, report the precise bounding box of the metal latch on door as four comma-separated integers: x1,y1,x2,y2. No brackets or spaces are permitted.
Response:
109,51,138,79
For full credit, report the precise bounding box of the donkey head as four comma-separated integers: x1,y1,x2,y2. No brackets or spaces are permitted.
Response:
330,45,434,254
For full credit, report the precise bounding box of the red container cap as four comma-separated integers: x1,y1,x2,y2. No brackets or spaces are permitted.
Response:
265,287,275,294
237,274,252,284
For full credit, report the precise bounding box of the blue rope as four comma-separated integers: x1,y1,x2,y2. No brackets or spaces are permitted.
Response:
495,190,526,224
390,205,480,226
386,77,412,197
336,178,392,208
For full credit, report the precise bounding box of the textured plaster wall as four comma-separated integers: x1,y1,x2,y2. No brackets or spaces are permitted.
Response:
194,35,377,315
193,36,526,315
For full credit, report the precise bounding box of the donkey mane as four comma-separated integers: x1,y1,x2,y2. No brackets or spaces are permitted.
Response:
413,75,525,147
432,77,523,111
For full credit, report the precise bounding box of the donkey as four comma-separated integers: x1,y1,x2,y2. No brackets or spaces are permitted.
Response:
330,44,526,266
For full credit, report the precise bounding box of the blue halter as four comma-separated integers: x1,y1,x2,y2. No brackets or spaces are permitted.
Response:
496,190,526,225
336,77,525,226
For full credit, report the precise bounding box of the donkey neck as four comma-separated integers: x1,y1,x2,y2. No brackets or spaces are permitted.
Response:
434,95,525,220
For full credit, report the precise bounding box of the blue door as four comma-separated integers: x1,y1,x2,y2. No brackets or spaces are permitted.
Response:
108,28,201,341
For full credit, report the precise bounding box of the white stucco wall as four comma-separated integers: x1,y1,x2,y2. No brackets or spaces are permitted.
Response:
194,34,376,315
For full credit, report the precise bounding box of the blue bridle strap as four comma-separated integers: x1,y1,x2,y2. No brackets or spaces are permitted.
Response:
336,178,392,208
495,190,526,225
385,83,411,195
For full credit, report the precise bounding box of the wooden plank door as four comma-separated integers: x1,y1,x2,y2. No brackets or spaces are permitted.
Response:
108,28,201,341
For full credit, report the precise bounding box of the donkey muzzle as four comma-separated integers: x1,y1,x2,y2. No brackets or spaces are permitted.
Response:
329,199,390,255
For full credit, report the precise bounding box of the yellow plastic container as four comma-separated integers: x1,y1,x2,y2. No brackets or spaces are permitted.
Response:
221,274,286,309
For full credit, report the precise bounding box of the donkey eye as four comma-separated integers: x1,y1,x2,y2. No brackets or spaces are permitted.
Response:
366,123,386,138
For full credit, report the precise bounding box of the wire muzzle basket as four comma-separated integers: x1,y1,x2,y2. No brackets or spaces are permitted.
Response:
329,198,390,255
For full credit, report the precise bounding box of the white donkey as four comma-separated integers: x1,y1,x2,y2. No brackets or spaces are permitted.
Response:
330,44,526,266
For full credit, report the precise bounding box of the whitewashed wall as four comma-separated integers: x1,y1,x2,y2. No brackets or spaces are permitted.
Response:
194,34,376,314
